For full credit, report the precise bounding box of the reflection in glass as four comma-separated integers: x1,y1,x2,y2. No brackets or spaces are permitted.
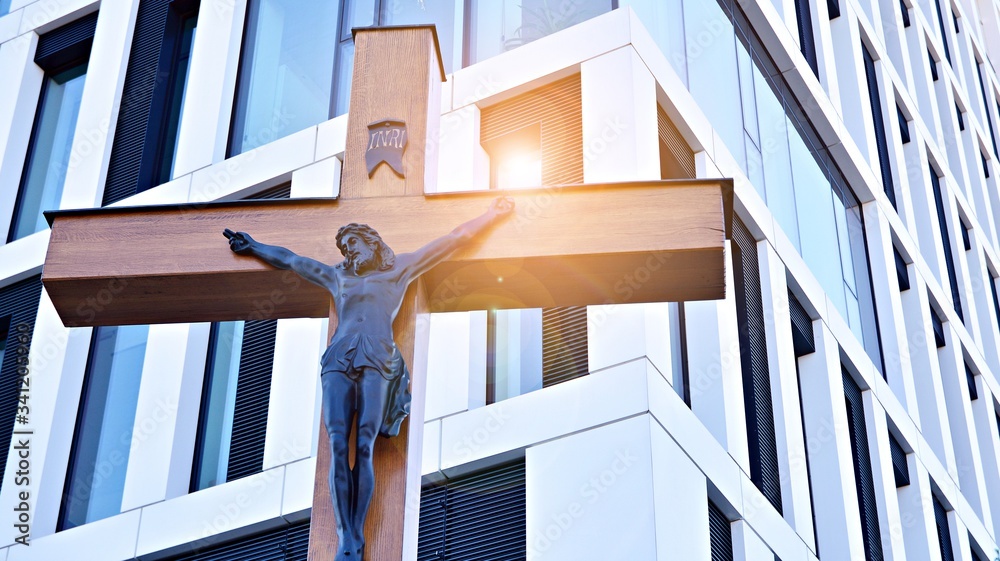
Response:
9,63,88,242
0,0,11,16
191,321,244,491
488,309,543,403
159,14,198,184
468,0,611,64
230,0,338,154
60,325,149,530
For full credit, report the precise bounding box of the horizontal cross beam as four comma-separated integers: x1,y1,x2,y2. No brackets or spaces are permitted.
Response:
42,180,732,327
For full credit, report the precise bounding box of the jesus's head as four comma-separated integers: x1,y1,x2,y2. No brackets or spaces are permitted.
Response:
336,223,396,273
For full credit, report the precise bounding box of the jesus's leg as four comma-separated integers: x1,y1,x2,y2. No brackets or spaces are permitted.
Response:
321,371,359,560
351,368,391,557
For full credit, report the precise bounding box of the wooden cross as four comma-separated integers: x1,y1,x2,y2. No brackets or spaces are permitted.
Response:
41,26,731,561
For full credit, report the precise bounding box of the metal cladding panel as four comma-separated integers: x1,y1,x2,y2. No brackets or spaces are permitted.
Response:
162,520,309,560
226,319,277,482
34,12,98,70
933,497,955,561
0,276,42,494
732,217,782,514
417,461,526,561
888,431,910,488
480,74,583,186
843,371,884,561
708,501,733,561
541,306,588,388
102,0,172,206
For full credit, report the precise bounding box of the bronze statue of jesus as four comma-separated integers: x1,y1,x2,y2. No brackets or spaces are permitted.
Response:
224,197,514,561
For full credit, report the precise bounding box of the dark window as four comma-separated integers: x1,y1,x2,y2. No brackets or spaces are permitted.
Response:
965,363,979,400
930,50,939,81
418,461,526,561
988,264,1000,337
972,546,988,561
931,305,946,348
929,166,964,321
828,0,841,19
8,14,96,242
0,276,43,496
961,220,971,251
789,292,815,357
158,520,309,560
102,0,200,205
844,370,884,561
889,431,909,487
956,104,965,131
952,10,960,33
900,0,910,27
862,45,896,208
982,153,991,179
894,247,910,291
897,105,910,144
976,63,998,158
934,0,952,64
61,325,150,530
933,496,955,561
709,501,734,561
794,0,818,76
732,217,782,513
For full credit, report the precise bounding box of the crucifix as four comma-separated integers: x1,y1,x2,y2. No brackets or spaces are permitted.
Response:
41,26,732,561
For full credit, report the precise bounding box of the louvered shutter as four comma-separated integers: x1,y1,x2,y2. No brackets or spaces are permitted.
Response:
34,12,98,71
658,105,695,179
480,74,582,186
708,501,733,561
731,217,782,513
417,461,526,561
843,370,883,561
788,292,814,357
933,497,955,561
542,306,588,387
0,276,43,493
226,319,277,482
252,183,293,200
104,0,200,204
160,520,309,560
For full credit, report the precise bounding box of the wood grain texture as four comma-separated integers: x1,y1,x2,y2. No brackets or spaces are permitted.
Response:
43,180,732,326
341,27,441,199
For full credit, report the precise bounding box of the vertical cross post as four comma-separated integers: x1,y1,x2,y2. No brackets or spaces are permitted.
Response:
307,26,445,561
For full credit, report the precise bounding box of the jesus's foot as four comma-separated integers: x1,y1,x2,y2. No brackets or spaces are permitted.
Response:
335,537,357,561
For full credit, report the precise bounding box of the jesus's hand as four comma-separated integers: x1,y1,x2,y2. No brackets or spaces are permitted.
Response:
223,229,256,255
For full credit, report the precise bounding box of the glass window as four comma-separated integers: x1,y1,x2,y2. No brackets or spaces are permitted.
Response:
8,63,87,242
60,324,149,530
0,0,11,16
467,0,612,65
230,0,339,155
619,0,687,84
155,11,198,185
191,321,244,491
487,309,543,403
